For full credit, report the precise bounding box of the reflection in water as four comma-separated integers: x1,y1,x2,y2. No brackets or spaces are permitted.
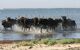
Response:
35,34,53,39
0,31,79,40
0,33,35,40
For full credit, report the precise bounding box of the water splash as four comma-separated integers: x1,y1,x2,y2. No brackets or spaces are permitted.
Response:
13,24,51,34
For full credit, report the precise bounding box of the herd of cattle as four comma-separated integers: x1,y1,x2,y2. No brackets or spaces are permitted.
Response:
1,16,77,33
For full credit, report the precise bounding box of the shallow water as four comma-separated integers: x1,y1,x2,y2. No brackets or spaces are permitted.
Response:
0,30,79,40
0,8,80,40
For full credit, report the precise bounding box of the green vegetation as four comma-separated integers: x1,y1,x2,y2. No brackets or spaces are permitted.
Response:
38,38,56,45
56,39,75,44
16,38,80,46
17,41,34,46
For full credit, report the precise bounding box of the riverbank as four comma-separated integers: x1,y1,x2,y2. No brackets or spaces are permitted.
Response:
0,39,80,50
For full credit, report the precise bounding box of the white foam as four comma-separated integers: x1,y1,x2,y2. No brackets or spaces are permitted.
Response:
12,24,53,34
13,24,23,32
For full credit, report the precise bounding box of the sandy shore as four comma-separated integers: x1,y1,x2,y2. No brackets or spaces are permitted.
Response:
0,41,80,50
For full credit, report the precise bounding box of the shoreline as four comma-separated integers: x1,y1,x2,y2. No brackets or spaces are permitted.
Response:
0,39,80,50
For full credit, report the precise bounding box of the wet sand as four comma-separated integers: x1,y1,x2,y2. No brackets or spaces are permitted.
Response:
0,41,80,50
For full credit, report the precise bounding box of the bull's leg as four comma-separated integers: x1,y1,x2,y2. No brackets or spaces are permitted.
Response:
50,27,52,30
62,26,65,31
11,26,13,31
40,27,42,33
71,26,76,31
4,27,7,30
28,27,30,31
25,28,27,32
22,27,24,31
46,27,48,32
74,25,77,30
25,28,27,31
22,27,25,32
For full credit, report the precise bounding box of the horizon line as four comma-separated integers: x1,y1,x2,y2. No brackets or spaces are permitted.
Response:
1,8,80,9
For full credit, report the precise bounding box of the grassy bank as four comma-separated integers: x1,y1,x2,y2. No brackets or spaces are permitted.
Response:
15,38,80,46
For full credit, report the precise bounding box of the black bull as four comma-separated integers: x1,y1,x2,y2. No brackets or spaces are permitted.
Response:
2,18,16,30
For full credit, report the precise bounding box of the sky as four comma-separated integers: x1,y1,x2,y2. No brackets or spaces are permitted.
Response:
0,0,80,9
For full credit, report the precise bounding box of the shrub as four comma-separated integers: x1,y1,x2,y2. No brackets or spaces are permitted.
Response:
18,41,34,46
74,39,80,43
47,40,56,46
38,38,56,45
